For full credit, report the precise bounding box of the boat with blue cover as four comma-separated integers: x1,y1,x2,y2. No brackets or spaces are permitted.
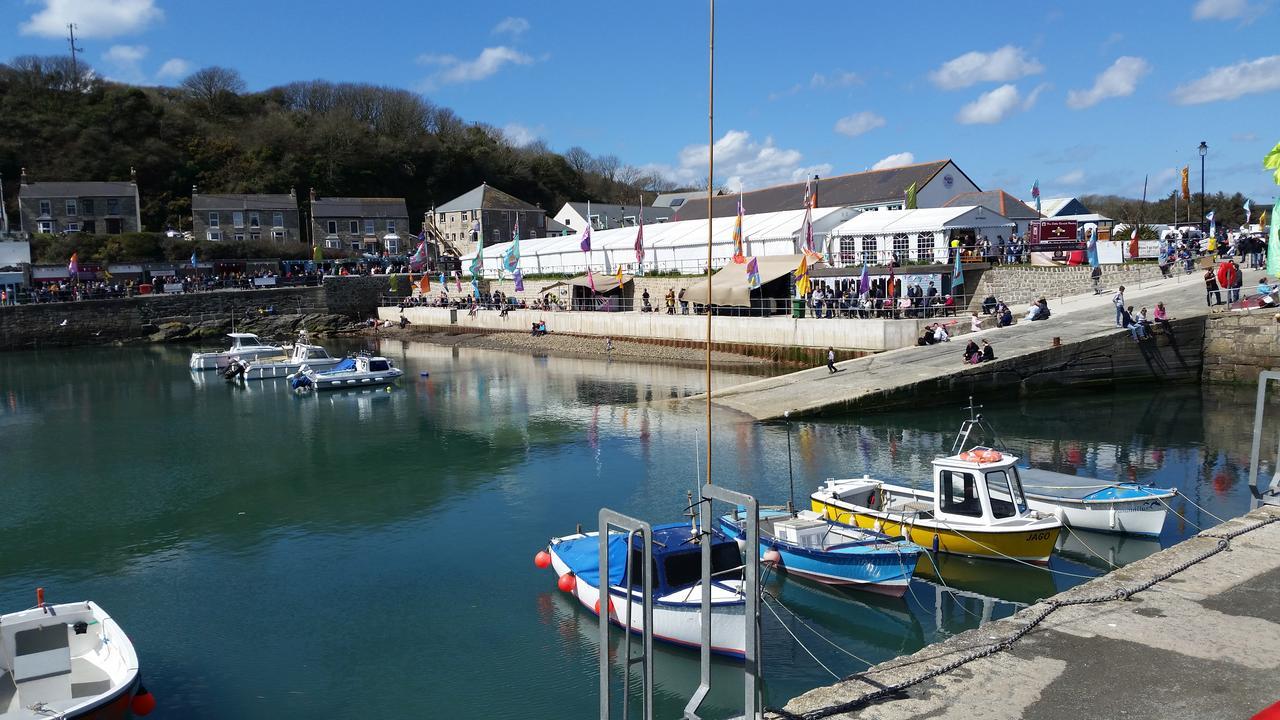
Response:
290,355,403,391
1017,467,1175,537
543,522,747,658
716,509,923,597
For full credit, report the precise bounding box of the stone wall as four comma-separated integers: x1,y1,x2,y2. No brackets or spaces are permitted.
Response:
1202,312,1280,384
971,264,1170,307
477,275,710,312
322,274,412,317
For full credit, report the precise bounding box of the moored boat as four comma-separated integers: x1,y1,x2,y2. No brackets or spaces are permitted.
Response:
291,355,403,391
188,332,284,371
541,522,747,658
227,343,344,381
716,509,922,597
1018,467,1174,537
811,448,1063,564
1,591,154,719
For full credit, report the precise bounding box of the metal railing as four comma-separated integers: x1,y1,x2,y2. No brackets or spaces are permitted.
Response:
597,510,655,720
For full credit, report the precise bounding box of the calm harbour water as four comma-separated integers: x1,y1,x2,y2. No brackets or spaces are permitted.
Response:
0,340,1267,718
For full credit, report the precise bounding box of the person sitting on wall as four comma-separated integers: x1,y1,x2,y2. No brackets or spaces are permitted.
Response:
982,339,996,362
1026,299,1042,322
918,324,938,346
963,339,981,364
1033,297,1050,320
981,294,998,315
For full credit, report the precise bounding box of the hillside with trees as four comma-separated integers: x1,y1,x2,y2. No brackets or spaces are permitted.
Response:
0,55,677,253
1081,191,1259,231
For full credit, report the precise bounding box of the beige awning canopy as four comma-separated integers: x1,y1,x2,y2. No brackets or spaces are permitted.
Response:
682,255,808,307
539,273,632,294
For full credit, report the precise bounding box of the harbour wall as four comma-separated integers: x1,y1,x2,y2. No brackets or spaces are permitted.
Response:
1201,311,1280,384
968,263,1171,308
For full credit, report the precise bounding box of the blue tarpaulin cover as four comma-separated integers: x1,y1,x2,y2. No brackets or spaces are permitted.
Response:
321,358,357,374
555,533,627,588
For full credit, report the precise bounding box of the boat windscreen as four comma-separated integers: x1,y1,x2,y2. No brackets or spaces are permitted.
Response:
368,360,390,371
985,470,1026,518
661,543,742,590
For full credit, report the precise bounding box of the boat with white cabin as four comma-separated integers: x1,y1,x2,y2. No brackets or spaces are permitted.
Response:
542,522,748,657
290,355,403,391
226,343,344,381
1,591,154,719
188,333,284,370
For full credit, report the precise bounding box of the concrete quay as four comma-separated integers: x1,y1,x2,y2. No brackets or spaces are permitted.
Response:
708,272,1214,420
771,504,1280,720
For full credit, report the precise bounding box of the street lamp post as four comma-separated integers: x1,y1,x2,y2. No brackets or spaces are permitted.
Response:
1198,141,1208,229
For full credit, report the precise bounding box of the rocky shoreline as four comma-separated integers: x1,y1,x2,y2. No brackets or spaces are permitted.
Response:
143,312,365,344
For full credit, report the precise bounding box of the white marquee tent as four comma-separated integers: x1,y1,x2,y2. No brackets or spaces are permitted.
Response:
827,206,1013,267
461,206,855,278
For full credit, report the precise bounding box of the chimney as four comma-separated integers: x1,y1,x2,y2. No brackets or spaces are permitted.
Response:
309,187,316,202
290,187,296,201
192,184,198,195
812,174,819,209
20,167,27,184
130,166,137,183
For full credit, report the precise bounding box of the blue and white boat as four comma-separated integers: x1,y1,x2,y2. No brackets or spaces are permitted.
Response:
1017,467,1175,537
717,509,922,597
544,522,747,658
290,355,403,391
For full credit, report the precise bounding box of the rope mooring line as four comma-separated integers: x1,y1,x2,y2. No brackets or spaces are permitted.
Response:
766,511,1280,720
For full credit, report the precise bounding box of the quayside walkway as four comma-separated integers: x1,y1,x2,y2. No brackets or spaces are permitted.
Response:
770,504,1280,720
708,272,1215,421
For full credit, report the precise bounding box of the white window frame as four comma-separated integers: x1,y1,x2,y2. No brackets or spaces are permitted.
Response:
271,229,286,241
65,222,80,232
325,238,341,250
39,200,51,216
208,229,222,241
249,212,260,228
209,212,220,228
66,199,78,216
249,232,261,242
349,240,361,252
364,220,375,236
234,233,246,242
349,220,359,234
272,212,284,228
386,239,399,254
38,220,54,233
327,220,338,234
386,220,396,234
233,211,245,228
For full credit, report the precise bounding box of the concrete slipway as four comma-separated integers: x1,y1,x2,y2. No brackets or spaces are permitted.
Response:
769,505,1280,720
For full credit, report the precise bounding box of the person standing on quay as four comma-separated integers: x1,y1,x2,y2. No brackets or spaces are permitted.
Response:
1112,286,1126,326
827,347,837,374
1204,268,1221,306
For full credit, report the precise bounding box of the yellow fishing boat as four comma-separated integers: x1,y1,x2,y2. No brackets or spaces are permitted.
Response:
810,449,1062,563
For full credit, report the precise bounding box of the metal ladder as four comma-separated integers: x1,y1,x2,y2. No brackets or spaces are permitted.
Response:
597,485,762,720
1247,370,1280,507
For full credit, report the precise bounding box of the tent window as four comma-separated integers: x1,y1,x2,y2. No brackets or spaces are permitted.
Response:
892,233,909,261
839,236,858,266
860,236,877,265
916,233,934,262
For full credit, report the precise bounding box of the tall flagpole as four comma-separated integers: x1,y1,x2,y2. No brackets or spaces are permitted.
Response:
705,0,714,487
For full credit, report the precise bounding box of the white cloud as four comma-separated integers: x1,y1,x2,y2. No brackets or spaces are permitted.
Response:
492,16,530,36
956,84,1023,124
21,0,162,39
1232,131,1259,142
834,111,886,137
501,122,540,147
101,44,147,83
1192,0,1255,20
929,46,1044,90
1023,82,1050,109
1056,169,1086,186
417,47,534,90
1173,55,1280,104
155,58,191,81
1066,56,1150,109
768,70,860,101
872,152,915,171
643,129,831,192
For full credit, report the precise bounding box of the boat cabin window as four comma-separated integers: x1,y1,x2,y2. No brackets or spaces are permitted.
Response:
368,359,390,371
627,548,661,590
661,543,742,589
984,470,1027,518
938,469,983,517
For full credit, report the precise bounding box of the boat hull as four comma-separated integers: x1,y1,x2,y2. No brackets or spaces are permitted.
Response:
548,544,746,658
309,369,403,390
811,499,1060,564
189,348,282,370
242,358,343,380
1025,495,1167,537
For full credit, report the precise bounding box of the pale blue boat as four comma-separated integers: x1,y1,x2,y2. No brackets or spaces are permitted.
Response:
717,509,922,597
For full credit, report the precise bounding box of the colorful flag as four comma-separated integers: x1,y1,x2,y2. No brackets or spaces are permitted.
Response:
469,229,485,279
1181,166,1190,202
1265,141,1280,185
454,270,462,293
905,182,918,210
1207,210,1216,239
634,209,645,266
1244,199,1252,226
887,259,897,299
1269,199,1280,276
1129,225,1139,258
514,269,524,292
587,267,596,293
746,256,761,290
67,252,79,277
803,177,812,209
420,274,430,294
858,263,870,296
1031,179,1041,215
313,244,324,263
409,241,428,272
502,217,521,272
1087,230,1099,269
579,225,592,253
731,194,746,264
190,251,197,268
614,264,623,289
1260,209,1268,232
950,250,963,292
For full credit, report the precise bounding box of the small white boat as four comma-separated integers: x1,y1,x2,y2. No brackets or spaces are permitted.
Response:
1018,467,1174,537
226,343,344,381
188,333,283,371
543,523,747,658
291,355,403,391
1,592,154,719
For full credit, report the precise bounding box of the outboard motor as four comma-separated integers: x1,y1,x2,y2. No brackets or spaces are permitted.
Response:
223,359,246,381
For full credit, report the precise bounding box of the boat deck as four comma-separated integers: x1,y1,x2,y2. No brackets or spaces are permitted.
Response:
0,657,114,718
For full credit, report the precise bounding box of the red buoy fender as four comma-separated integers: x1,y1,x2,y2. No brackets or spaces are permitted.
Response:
131,685,157,716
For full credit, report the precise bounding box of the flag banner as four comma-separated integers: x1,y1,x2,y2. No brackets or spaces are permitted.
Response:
313,245,324,263
858,263,870,296
732,194,746,263
580,225,592,252
1031,179,1041,214
471,276,480,299
469,229,485,280
887,261,897,299
1244,199,1252,226
587,267,596,293
1207,210,1216,239
802,204,814,252
410,241,428,272
514,269,524,292
905,182,918,210
502,230,521,272
455,271,462,292
1269,199,1280,277
615,265,623,290
634,211,645,266
1181,166,1190,202
1265,142,1280,185
950,251,963,291
420,274,430,294
746,257,761,289
190,251,198,268
1130,226,1139,258
67,252,79,277
1087,232,1099,269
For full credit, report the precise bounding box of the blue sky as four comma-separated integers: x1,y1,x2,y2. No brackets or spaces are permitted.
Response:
3,0,1279,203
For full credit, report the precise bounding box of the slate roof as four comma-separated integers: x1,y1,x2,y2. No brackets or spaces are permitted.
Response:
436,184,542,213
311,197,408,218
19,181,136,198
672,160,966,220
193,193,297,211
562,202,672,225
943,190,1039,218
652,191,701,208
1039,197,1091,217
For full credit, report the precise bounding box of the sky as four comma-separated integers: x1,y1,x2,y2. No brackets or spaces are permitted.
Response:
2,0,1279,204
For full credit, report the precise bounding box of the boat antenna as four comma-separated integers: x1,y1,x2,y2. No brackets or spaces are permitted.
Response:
703,0,715,489
785,410,795,515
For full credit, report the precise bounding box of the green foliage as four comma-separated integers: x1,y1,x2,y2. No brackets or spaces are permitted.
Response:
0,56,676,238
30,232,314,264
1082,190,1257,229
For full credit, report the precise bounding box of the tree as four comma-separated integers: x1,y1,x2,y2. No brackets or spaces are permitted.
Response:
181,66,246,110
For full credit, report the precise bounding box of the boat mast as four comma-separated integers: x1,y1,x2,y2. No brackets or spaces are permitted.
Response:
704,0,715,488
